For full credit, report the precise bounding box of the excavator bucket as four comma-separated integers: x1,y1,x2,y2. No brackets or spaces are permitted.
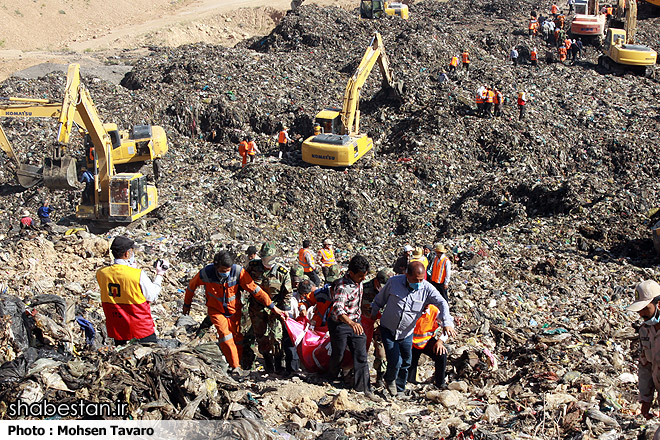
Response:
43,150,79,191
16,164,43,188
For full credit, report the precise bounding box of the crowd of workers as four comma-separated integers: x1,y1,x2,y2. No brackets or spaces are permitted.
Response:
98,236,458,400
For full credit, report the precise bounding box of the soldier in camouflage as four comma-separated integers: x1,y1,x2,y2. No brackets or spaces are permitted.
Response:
361,268,394,387
247,242,300,374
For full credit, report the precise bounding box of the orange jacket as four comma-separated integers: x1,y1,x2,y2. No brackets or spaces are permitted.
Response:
518,93,527,105
413,305,440,349
558,46,567,58
528,19,537,30
278,130,288,144
494,91,503,105
429,254,449,284
606,6,613,15
185,264,272,316
319,248,336,267
238,141,248,156
530,50,538,61
551,4,559,13
450,56,459,67
462,51,470,63
485,90,495,104
565,39,572,49
298,248,315,272
247,141,257,155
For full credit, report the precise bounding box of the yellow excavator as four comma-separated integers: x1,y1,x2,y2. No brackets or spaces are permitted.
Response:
360,1,409,19
302,32,403,167
58,64,161,222
0,97,85,188
598,0,657,76
0,82,168,190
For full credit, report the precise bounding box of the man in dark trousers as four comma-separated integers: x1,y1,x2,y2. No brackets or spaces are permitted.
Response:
327,255,376,400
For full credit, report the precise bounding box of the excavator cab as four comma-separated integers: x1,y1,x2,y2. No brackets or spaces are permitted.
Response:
313,108,344,135
360,1,409,19
77,173,157,222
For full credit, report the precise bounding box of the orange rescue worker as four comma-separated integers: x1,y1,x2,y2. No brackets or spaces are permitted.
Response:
493,88,504,117
246,136,259,163
528,19,538,36
408,304,449,387
97,236,169,345
564,38,572,51
277,126,291,160
313,124,322,135
475,86,485,116
448,55,459,73
461,50,470,71
238,138,249,167
556,13,565,29
530,48,538,66
483,87,495,117
298,239,321,286
606,5,613,17
183,251,285,374
551,4,559,14
319,238,336,280
558,45,568,62
428,243,451,302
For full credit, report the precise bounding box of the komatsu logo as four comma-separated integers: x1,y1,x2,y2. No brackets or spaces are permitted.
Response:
3,111,33,116
312,154,335,160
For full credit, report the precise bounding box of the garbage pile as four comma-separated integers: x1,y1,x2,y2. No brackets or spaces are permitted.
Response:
1,0,660,437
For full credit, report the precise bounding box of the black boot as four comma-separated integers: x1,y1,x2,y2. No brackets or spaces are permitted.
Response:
263,354,276,373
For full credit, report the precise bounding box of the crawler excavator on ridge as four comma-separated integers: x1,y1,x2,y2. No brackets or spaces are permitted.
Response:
301,32,403,167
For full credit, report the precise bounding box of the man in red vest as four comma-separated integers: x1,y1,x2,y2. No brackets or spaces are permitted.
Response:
97,236,169,345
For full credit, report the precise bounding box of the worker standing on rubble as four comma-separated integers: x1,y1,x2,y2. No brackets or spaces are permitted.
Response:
626,280,660,420
461,50,470,72
530,47,538,66
247,242,299,374
551,3,559,15
475,85,486,116
238,137,249,167
409,304,449,388
510,47,519,66
298,240,321,286
558,44,568,63
528,17,539,36
183,251,285,375
36,200,54,227
97,236,169,345
494,88,504,117
361,269,394,387
319,238,336,280
277,126,291,160
448,55,459,74
483,86,495,118
393,245,414,274
79,167,94,204
570,39,582,64
371,261,456,398
518,91,528,120
568,0,575,14
246,136,259,164
327,255,375,399
427,244,451,302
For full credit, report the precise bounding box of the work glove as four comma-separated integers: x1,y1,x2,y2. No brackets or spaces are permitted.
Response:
155,259,170,276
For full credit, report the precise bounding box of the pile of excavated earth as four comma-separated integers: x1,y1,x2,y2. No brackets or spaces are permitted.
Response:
1,0,660,438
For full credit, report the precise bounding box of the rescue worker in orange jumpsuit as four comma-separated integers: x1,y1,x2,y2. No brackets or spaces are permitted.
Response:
408,304,449,388
558,45,568,63
551,3,559,15
528,18,538,36
277,126,291,160
298,265,342,331
238,138,249,167
298,239,321,286
448,55,459,73
183,251,285,375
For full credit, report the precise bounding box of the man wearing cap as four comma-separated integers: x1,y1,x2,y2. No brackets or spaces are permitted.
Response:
627,280,660,420
183,251,285,375
428,243,451,302
371,261,456,398
393,245,414,275
247,242,299,374
361,268,394,387
319,239,336,281
97,236,169,345
298,240,322,286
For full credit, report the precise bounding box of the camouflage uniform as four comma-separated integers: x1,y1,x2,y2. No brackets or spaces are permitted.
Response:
247,242,297,372
361,269,394,385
